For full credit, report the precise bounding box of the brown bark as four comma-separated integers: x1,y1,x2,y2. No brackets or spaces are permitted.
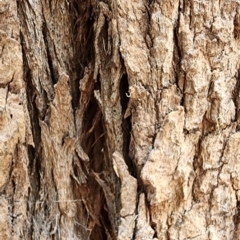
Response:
1,0,240,239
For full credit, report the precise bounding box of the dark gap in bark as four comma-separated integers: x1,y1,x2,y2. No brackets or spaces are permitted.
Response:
20,30,42,237
72,0,95,69
181,0,186,13
95,73,101,92
188,1,193,30
71,0,94,110
72,182,92,239
120,74,137,179
16,1,41,231
196,135,203,168
180,74,186,107
191,172,198,203
91,216,108,240
150,215,158,239
0,83,8,88
140,186,157,236
120,74,129,114
174,8,184,110
42,22,59,85
233,70,240,129
100,203,113,232
143,1,151,50
70,77,81,112
100,18,109,62
86,123,110,239
27,145,40,193
20,27,45,235
202,112,216,135
207,80,214,101
79,91,114,239
146,0,155,21
40,90,50,121
21,33,41,167
153,128,160,146
8,189,14,233
81,97,102,151
174,5,182,90
234,13,240,39
192,136,204,202
90,120,105,173
233,201,240,228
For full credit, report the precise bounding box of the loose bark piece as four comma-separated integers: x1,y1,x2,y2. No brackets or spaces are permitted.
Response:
135,193,154,240
112,151,137,240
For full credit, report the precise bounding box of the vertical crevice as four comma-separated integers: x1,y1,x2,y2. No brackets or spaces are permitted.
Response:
70,0,94,111
233,70,240,130
42,21,59,85
80,96,112,240
233,201,240,234
70,0,112,238
234,11,240,40
72,0,95,70
173,8,184,105
20,31,41,238
119,74,135,177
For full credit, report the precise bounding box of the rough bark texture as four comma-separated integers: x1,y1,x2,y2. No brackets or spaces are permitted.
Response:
1,0,240,239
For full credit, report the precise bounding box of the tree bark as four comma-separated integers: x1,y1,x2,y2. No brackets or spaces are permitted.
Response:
1,0,240,239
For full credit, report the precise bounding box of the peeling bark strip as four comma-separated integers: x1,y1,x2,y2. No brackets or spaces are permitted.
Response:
1,0,240,239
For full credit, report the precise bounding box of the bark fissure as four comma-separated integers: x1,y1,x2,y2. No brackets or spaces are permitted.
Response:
42,21,58,85
2,0,240,239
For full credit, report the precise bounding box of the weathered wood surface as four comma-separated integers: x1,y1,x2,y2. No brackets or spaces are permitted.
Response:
1,0,240,239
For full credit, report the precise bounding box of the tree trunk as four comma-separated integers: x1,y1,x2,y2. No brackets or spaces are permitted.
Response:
1,0,240,239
